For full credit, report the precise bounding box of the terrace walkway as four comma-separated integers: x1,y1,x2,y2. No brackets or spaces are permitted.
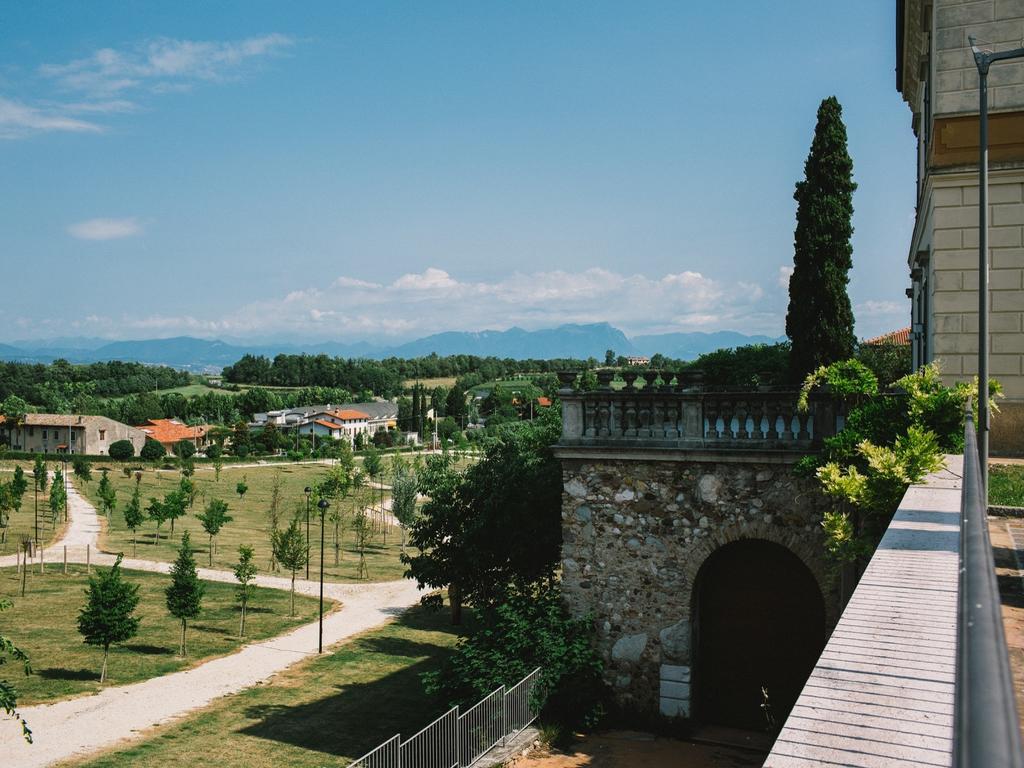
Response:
764,458,963,767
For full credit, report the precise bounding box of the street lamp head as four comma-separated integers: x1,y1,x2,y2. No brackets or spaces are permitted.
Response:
318,498,329,511
304,486,312,495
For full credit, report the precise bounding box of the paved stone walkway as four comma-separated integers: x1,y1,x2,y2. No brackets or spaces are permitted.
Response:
0,480,423,767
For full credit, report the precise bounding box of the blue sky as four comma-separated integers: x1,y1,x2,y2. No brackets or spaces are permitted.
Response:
1,2,916,344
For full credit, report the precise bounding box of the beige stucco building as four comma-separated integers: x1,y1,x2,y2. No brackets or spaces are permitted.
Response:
898,0,1024,451
1,414,148,456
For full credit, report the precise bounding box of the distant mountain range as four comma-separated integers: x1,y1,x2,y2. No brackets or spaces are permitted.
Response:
0,324,783,371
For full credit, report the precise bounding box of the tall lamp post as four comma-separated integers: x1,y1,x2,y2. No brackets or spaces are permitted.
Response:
304,486,312,580
969,36,1024,496
317,497,329,654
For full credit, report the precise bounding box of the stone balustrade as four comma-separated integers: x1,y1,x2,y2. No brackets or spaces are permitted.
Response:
556,371,839,451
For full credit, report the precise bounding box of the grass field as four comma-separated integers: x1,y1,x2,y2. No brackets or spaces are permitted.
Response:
77,462,407,583
68,605,464,768
0,565,322,705
403,376,458,389
990,465,1024,507
0,460,64,555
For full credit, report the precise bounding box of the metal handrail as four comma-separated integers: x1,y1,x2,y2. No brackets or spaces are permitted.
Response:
954,410,1023,767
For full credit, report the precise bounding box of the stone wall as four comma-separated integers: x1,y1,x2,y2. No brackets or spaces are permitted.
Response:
559,455,834,718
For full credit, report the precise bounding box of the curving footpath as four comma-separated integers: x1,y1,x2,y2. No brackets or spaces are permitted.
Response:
0,481,423,767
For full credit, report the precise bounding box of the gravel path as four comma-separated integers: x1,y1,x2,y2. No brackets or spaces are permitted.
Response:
0,480,424,767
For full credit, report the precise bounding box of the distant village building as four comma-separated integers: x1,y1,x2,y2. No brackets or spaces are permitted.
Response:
135,419,211,453
252,401,398,443
1,414,147,456
296,409,370,446
626,356,650,366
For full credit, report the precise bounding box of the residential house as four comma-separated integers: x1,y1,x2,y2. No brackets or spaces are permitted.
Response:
863,327,912,346
252,401,398,438
135,419,211,453
0,414,148,456
897,0,1024,450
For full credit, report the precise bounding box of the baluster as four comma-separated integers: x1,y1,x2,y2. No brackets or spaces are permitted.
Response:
584,399,598,438
637,396,652,438
765,399,780,440
651,397,667,438
597,400,610,437
779,403,795,441
705,400,719,439
736,400,749,439
623,397,637,437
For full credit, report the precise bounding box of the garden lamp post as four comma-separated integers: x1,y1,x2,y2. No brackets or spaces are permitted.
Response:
969,36,1024,496
317,497,329,654
304,486,312,580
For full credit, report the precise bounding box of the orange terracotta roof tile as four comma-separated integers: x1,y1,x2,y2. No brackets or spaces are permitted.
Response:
136,418,208,444
863,327,911,346
326,409,370,421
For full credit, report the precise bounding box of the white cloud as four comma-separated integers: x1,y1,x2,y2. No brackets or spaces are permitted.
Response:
0,96,102,139
68,217,143,241
856,299,906,317
777,265,793,288
40,34,295,97
36,266,790,342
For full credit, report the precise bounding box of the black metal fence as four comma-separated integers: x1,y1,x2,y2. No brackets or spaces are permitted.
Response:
954,410,1023,767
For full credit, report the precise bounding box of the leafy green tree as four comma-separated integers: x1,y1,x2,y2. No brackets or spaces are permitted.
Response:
233,545,258,638
166,531,204,656
49,468,67,524
391,461,418,555
352,509,372,579
0,598,32,743
446,384,468,426
0,484,13,546
404,413,562,624
271,519,308,616
0,395,30,426
163,488,188,534
236,476,248,501
196,499,233,566
32,456,47,493
76,555,141,683
230,421,253,457
108,439,135,460
140,439,166,461
123,484,145,556
97,470,117,518
424,582,605,731
73,456,93,483
11,466,28,502
785,96,857,381
146,497,170,543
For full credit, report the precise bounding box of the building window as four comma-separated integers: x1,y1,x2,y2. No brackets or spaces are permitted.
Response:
29,427,34,437
42,430,47,440
71,431,76,442
99,429,106,441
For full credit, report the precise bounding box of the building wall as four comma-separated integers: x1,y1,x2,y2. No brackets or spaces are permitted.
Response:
6,418,147,456
559,456,835,718
903,0,1024,452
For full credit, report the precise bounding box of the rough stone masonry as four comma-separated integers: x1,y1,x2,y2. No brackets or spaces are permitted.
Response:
559,456,834,717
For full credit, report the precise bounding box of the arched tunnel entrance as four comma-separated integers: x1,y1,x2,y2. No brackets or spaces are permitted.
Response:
693,539,826,731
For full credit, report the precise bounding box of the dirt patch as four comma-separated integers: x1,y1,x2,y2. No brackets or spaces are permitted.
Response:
510,731,765,768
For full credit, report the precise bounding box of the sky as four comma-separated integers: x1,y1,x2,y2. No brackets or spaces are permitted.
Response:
1,1,917,345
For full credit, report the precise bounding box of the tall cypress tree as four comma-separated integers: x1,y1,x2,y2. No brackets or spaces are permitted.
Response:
166,531,204,656
785,96,857,381
410,385,421,433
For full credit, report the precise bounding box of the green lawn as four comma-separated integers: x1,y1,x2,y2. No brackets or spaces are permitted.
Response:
67,606,465,768
77,463,407,583
0,565,322,705
990,465,1024,507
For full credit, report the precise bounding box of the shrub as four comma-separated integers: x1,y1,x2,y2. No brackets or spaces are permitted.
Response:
856,342,911,388
108,440,135,460
173,440,197,459
140,439,166,461
204,443,222,459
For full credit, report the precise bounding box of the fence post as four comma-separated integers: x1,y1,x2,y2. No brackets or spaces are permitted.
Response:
87,544,91,574
64,545,68,575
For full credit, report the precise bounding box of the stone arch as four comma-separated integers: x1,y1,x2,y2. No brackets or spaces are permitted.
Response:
688,535,828,730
